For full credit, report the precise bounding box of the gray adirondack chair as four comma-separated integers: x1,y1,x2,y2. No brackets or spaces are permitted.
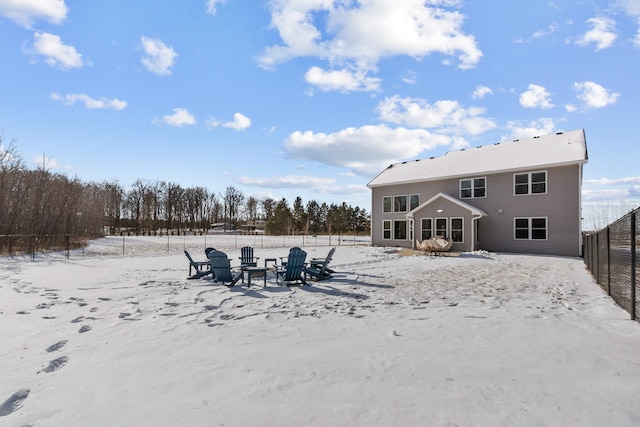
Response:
305,247,335,281
184,250,212,279
275,247,308,286
239,246,259,268
208,250,243,287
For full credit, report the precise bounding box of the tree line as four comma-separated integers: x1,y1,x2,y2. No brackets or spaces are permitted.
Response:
0,137,370,252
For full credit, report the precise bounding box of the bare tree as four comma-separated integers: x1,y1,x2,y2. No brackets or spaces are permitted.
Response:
223,186,244,228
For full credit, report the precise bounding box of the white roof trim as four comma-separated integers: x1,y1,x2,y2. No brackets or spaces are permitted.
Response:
406,192,487,219
368,129,588,188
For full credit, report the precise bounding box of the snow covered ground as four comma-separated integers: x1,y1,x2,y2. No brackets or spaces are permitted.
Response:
2,236,640,426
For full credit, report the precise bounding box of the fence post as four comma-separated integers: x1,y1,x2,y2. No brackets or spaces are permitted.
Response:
631,213,636,321
606,227,611,296
65,233,70,259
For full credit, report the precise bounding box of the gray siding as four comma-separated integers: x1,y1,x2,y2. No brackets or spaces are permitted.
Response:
370,164,582,256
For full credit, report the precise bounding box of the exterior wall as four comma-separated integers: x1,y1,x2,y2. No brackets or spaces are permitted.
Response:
370,164,582,256
411,198,476,252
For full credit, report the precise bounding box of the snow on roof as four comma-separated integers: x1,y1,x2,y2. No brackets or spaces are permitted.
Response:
367,129,588,188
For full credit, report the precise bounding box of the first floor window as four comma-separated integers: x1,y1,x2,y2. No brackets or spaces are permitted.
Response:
394,220,407,240
514,217,547,240
383,196,392,213
451,218,463,243
421,218,433,240
435,218,448,238
383,220,391,239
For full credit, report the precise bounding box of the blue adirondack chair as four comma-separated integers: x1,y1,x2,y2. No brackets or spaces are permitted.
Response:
275,247,308,286
208,250,243,287
305,247,335,281
239,246,259,268
184,250,212,279
204,247,216,257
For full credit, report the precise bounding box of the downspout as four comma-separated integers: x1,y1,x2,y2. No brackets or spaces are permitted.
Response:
406,211,415,250
471,215,481,252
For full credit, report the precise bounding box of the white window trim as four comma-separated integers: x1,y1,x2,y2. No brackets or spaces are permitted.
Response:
513,217,548,241
435,217,448,239
409,194,420,211
513,170,548,196
393,219,408,240
459,176,487,199
382,196,392,213
450,217,464,243
382,220,392,240
393,195,408,213
420,217,433,240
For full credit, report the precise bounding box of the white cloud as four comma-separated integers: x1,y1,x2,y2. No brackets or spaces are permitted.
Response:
572,81,619,108
208,113,252,130
583,176,640,185
401,70,417,85
471,85,492,99
259,0,482,91
0,0,67,28
284,124,458,177
29,32,82,70
613,0,640,17
519,84,554,109
576,17,617,50
238,175,366,194
304,66,381,92
377,95,496,136
161,108,196,127
140,36,178,75
206,0,226,15
532,23,559,39
223,113,252,131
238,175,335,189
50,93,127,110
505,118,556,140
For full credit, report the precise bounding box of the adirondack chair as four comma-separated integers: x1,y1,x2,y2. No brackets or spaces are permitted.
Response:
275,247,308,286
204,247,216,257
278,246,301,267
207,250,243,287
238,246,259,268
305,247,335,281
184,250,212,279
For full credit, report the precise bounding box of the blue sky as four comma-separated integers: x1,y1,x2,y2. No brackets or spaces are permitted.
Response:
1,0,639,227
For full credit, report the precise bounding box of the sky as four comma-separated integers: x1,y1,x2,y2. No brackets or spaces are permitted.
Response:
1,0,639,226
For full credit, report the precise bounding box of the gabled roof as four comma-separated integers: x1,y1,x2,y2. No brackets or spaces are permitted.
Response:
368,129,588,188
406,192,487,219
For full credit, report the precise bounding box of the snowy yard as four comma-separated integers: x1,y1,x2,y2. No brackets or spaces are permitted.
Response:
2,236,640,426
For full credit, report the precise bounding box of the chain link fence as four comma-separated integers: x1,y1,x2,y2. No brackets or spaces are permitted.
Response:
2,232,371,260
583,208,638,321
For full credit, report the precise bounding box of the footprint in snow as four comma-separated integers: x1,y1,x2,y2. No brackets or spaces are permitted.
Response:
38,356,69,373
45,340,68,352
0,389,30,417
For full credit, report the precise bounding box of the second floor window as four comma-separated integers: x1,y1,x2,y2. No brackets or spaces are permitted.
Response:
410,194,420,211
394,195,407,212
383,196,392,213
514,171,547,195
460,177,486,199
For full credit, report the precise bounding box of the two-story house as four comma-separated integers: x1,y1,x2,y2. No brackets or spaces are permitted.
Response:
367,129,588,256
